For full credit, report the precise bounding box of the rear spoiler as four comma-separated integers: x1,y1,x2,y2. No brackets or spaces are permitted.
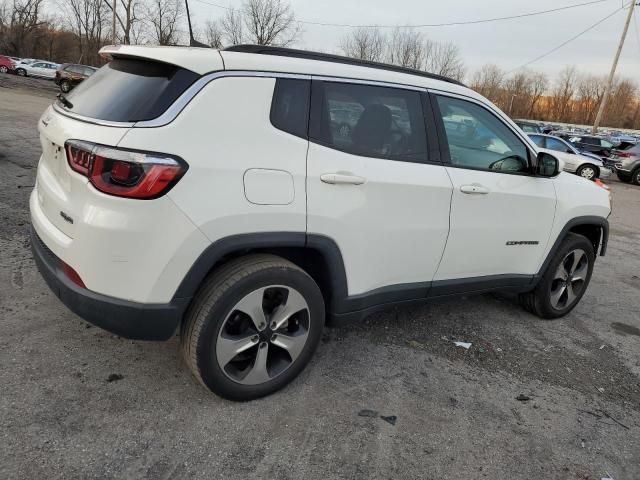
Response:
98,45,223,75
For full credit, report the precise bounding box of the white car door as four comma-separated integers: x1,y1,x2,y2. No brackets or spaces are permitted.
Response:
306,80,452,306
542,136,577,172
28,62,45,76
430,93,557,292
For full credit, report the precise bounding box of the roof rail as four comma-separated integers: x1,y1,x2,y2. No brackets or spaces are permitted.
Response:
223,44,465,87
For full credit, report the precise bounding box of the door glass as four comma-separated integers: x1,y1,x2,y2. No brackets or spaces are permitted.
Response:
311,82,427,162
529,135,545,148
436,95,529,173
546,137,573,153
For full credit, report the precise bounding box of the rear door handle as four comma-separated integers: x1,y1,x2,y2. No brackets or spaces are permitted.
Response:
320,173,366,185
460,184,490,195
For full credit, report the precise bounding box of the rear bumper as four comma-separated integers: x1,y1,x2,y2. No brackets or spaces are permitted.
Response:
31,226,188,340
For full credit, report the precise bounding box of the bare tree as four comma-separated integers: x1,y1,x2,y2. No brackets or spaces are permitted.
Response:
102,0,143,44
242,0,300,46
65,0,107,64
204,18,223,48
339,27,385,62
527,72,548,118
549,66,577,122
424,39,464,80
470,64,504,105
387,27,423,69
220,7,244,45
147,0,182,45
1,0,45,55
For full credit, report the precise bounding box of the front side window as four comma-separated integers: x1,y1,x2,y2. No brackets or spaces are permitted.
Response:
530,135,545,148
310,81,427,162
436,95,530,173
546,137,573,153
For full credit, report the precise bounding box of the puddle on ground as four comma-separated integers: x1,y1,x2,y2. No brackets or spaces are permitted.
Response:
611,322,640,337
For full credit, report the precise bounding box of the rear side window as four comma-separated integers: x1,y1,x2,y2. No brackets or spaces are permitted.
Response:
310,81,427,162
59,59,199,122
270,78,310,138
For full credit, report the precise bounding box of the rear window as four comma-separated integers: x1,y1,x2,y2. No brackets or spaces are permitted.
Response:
59,58,199,122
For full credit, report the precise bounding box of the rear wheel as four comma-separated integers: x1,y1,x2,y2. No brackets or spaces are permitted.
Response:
576,164,597,180
60,80,71,93
16,68,26,77
632,168,640,186
520,233,594,319
0,66,7,74
181,254,325,401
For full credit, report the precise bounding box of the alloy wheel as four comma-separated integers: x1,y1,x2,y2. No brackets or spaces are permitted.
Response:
0,66,7,73
580,166,595,180
549,248,589,310
216,285,310,385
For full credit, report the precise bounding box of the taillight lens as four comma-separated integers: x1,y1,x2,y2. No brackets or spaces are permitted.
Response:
64,140,187,199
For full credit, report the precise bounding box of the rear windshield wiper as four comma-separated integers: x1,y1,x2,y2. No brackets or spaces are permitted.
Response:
57,93,73,109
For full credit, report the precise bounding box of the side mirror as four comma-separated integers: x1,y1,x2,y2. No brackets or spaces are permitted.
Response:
536,152,560,177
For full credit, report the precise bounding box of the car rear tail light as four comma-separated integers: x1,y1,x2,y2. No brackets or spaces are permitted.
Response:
615,152,631,158
62,261,86,288
64,140,187,199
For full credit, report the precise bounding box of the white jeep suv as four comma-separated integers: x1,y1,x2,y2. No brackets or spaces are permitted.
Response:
30,45,611,400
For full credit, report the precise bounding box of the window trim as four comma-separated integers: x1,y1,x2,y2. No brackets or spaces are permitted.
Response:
308,79,432,165
430,91,541,177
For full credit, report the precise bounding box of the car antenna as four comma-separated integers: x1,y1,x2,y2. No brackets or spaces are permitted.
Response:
184,0,209,48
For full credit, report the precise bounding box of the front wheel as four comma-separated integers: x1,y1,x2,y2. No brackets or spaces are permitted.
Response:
632,168,640,186
520,233,595,319
181,254,325,400
16,68,26,76
60,80,71,93
576,164,598,180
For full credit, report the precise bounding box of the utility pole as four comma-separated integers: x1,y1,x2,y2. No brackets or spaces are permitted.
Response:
508,94,517,116
591,1,637,134
112,0,117,44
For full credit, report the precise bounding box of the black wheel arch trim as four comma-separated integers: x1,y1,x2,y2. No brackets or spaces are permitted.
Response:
533,215,608,285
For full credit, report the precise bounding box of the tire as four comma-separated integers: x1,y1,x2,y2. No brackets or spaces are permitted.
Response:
632,168,640,186
60,80,71,93
0,66,7,74
616,172,631,183
576,164,598,180
520,233,595,319
181,254,325,401
16,68,26,77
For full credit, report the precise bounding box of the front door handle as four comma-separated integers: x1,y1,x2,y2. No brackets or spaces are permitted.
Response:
320,173,366,185
460,184,490,195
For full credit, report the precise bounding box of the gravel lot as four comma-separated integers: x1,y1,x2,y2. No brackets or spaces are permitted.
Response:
1,76,639,480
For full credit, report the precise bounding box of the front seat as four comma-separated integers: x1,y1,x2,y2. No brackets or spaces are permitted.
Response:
351,104,392,155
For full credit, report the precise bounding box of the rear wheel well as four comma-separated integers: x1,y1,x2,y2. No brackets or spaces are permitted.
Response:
187,246,337,313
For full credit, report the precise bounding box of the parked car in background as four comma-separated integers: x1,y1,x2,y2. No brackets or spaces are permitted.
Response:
568,135,614,159
15,61,59,79
612,143,640,185
0,55,14,73
514,120,543,134
55,64,98,92
529,133,610,180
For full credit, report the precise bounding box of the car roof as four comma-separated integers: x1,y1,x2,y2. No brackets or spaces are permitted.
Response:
99,44,480,101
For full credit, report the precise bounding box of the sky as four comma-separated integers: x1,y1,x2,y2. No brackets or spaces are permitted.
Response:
188,0,640,81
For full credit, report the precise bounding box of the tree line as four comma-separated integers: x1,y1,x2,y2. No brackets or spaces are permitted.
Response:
1,0,638,129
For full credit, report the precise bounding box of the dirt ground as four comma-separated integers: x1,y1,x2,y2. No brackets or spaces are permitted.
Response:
1,76,639,480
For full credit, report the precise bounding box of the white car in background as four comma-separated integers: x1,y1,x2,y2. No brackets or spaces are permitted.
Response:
528,133,610,180
15,60,59,79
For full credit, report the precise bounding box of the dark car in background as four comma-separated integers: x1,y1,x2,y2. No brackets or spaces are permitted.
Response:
514,120,543,134
54,64,98,92
568,135,614,159
0,55,14,73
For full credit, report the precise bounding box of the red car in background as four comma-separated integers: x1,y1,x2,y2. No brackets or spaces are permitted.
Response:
0,55,14,73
